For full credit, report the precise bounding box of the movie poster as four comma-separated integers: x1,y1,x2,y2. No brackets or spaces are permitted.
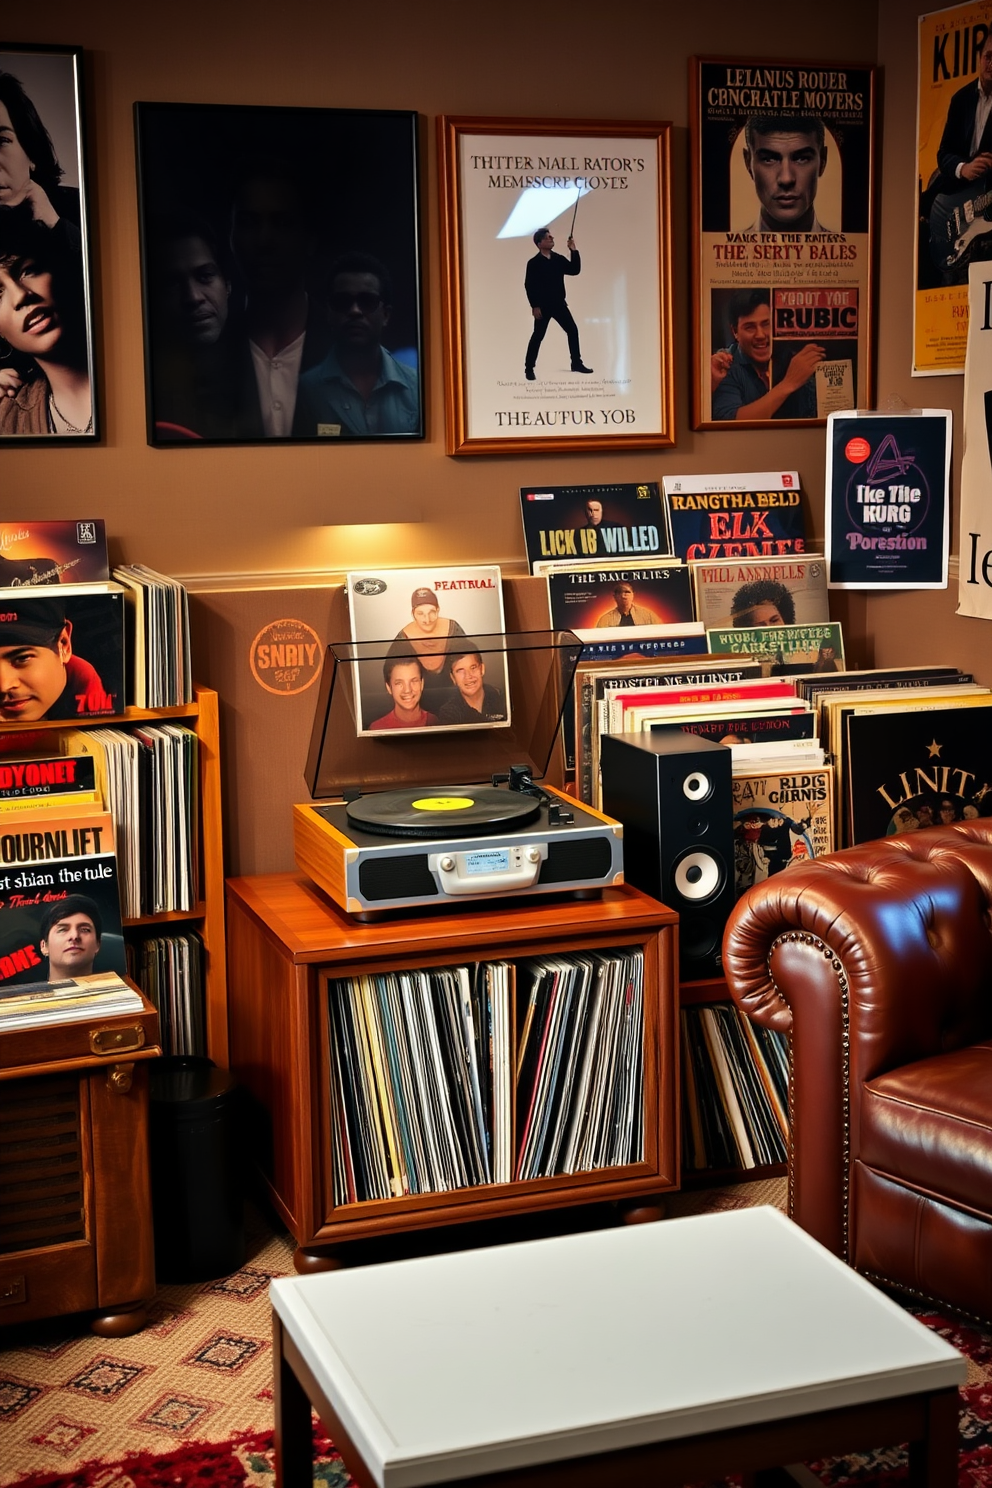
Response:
692,58,876,427
824,411,951,588
959,261,992,617
439,120,674,453
915,3,992,374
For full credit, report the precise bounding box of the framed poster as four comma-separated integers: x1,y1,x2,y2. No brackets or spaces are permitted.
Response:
691,57,877,428
915,4,992,375
438,116,675,455
134,103,422,445
0,45,98,442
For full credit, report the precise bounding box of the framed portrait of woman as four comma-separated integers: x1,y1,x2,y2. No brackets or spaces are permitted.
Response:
0,44,98,442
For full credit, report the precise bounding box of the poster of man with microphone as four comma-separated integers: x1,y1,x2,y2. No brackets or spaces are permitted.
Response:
438,117,675,454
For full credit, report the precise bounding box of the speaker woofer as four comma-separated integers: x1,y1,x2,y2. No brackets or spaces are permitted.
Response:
672,848,724,902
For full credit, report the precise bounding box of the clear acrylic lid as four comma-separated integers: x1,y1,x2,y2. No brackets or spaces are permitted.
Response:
304,630,582,799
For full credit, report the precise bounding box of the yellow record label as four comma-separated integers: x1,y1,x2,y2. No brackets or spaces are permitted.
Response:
411,796,475,812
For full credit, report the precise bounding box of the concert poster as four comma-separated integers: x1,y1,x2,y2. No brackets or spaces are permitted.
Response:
691,57,876,428
823,411,951,588
438,117,675,455
662,471,808,562
915,3,992,374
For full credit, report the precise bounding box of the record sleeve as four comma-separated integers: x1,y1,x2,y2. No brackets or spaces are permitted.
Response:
518,482,672,571
0,584,126,723
346,565,509,737
546,564,695,632
691,555,830,631
0,807,126,991
731,765,834,898
706,621,844,676
662,471,807,561
0,521,109,586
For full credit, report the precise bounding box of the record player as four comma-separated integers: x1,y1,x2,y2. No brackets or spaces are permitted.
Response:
294,631,624,916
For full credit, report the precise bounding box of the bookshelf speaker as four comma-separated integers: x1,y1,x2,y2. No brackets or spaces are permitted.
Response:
600,729,735,980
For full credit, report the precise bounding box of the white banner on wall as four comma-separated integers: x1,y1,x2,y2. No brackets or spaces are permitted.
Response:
959,262,992,620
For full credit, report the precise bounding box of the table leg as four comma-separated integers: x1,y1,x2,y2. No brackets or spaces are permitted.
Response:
906,1388,959,1488
273,1312,315,1488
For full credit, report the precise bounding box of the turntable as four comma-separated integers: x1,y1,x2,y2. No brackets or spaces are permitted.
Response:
293,631,624,916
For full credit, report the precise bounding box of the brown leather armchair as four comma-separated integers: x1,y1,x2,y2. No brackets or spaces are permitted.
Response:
722,818,992,1323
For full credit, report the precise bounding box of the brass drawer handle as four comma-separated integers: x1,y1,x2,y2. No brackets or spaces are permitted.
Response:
90,1025,146,1056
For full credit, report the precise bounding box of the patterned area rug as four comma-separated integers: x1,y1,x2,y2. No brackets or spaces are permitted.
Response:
2,1181,991,1488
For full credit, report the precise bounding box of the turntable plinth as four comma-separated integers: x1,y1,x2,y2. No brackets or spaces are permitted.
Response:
225,873,678,1263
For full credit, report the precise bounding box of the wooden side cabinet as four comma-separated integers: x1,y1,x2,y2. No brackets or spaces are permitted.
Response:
0,995,161,1335
226,875,679,1269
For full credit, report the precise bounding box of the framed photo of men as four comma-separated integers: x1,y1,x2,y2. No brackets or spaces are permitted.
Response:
437,116,675,455
134,102,423,445
0,45,98,443
691,57,877,429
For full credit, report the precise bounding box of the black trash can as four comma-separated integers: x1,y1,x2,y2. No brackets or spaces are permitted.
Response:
148,1055,246,1283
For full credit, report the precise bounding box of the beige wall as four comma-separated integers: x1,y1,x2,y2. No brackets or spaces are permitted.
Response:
6,0,881,582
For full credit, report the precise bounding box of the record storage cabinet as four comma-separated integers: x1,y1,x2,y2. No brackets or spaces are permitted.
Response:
225,874,679,1266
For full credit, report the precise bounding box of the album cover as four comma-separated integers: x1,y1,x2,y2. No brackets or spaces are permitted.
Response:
731,767,834,898
518,482,672,572
0,808,126,991
546,564,695,632
845,703,992,845
0,585,126,723
0,521,109,586
0,754,98,809
662,471,807,561
691,555,830,631
346,565,509,736
706,621,844,677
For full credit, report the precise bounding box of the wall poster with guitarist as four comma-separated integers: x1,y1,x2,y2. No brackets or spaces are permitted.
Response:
916,4,992,374
691,57,876,430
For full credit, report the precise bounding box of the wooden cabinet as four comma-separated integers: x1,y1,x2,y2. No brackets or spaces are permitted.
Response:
0,684,228,1066
226,875,679,1267
0,995,162,1334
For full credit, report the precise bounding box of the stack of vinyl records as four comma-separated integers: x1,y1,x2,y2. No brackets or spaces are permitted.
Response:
680,1003,788,1172
326,948,644,1205
129,931,205,1056
65,725,198,918
113,564,192,708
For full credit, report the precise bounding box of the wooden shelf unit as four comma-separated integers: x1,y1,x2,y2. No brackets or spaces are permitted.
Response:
225,875,679,1267
0,685,228,1066
679,974,786,1188
0,994,162,1333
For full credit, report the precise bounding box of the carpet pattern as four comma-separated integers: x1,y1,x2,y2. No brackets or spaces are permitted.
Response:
3,1180,991,1488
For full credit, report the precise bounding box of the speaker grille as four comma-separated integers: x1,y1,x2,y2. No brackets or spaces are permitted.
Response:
0,1074,86,1255
359,854,439,901
539,836,614,884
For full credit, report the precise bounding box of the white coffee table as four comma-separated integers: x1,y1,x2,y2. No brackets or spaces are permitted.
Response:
269,1206,965,1488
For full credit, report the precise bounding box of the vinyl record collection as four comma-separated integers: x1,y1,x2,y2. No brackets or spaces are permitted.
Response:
64,725,199,917
680,1003,788,1172
328,949,644,1204
129,930,205,1056
113,563,193,707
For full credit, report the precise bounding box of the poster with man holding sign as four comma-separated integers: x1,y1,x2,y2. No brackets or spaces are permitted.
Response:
438,117,675,454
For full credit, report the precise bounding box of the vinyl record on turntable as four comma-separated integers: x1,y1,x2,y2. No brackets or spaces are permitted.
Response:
346,785,541,839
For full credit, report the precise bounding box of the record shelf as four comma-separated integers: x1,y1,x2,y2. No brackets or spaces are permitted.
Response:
0,683,228,1066
225,874,678,1269
679,975,787,1188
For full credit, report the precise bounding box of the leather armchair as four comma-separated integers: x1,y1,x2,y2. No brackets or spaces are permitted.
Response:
721,818,992,1323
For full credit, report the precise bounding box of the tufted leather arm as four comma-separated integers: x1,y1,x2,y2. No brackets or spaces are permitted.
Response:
722,820,992,1261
